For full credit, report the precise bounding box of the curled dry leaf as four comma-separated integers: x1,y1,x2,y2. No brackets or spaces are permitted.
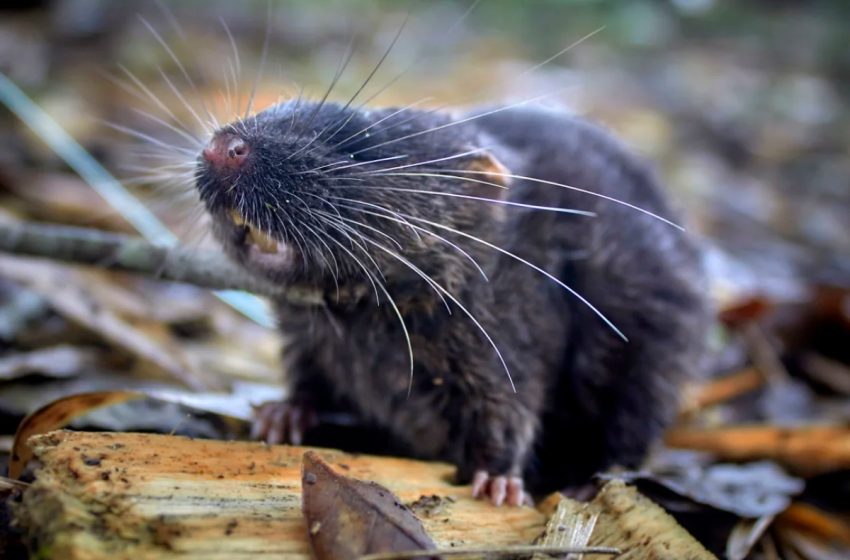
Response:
300,450,437,560
719,296,773,328
0,344,99,381
610,461,803,518
726,515,775,560
8,390,142,479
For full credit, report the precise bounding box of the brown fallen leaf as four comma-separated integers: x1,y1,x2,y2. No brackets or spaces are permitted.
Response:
719,296,773,327
8,390,142,479
665,424,850,476
301,450,438,560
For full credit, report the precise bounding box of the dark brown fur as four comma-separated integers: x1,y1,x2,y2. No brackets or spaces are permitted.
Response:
195,101,710,497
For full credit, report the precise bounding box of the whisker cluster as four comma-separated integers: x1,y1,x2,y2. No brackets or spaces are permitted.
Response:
114,3,686,394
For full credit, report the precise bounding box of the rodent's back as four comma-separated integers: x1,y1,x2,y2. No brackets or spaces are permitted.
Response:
197,99,710,496
468,106,709,487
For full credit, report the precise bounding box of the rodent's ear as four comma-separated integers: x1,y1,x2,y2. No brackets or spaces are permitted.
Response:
462,151,512,196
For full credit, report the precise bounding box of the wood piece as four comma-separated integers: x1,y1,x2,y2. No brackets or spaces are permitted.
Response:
0,220,320,304
776,502,850,547
12,431,548,559
9,391,143,479
680,367,765,414
539,481,716,560
665,424,850,476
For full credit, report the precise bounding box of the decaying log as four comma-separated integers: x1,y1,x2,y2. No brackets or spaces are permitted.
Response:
12,431,548,559
535,481,716,560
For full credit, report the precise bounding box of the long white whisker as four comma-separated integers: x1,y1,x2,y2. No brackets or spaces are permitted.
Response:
348,88,571,157
244,3,272,118
298,153,409,175
517,26,605,79
103,122,197,156
325,183,597,217
326,97,433,152
139,17,217,132
315,209,404,251
315,224,415,395
325,196,489,281
334,147,486,174
115,66,195,136
157,68,212,136
352,229,516,392
327,14,409,124
325,214,451,314
130,107,204,148
219,16,242,115
358,170,683,230
396,210,628,342
321,216,388,291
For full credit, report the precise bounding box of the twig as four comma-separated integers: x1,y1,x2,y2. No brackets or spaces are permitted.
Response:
679,366,765,415
0,220,323,307
0,72,271,326
358,546,621,560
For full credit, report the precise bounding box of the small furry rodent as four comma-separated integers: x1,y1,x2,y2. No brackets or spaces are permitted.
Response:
196,100,709,506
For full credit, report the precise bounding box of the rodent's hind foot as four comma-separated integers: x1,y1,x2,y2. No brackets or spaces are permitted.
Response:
250,400,317,445
471,470,531,507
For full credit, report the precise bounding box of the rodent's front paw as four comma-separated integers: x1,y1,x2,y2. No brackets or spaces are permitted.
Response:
470,470,531,507
250,399,317,445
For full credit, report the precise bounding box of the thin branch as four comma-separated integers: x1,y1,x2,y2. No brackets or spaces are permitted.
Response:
0,220,323,307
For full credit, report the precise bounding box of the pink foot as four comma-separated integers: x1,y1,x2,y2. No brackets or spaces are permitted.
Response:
470,470,531,507
250,400,317,445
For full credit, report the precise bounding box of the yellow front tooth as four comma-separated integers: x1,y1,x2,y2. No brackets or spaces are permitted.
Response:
229,209,246,226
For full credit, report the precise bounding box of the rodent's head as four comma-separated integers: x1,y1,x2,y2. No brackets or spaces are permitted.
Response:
195,100,510,299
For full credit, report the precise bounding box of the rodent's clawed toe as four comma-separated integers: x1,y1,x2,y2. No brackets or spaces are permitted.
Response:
250,400,317,445
471,470,530,507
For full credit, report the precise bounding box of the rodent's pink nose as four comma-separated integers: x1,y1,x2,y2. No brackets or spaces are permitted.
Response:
202,133,249,169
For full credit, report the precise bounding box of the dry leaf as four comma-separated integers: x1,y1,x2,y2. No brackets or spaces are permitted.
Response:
301,450,437,560
609,461,803,518
726,515,774,560
719,296,773,327
0,256,212,390
0,345,98,381
8,390,142,479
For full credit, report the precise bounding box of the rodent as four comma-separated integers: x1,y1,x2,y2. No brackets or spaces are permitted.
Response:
195,100,710,506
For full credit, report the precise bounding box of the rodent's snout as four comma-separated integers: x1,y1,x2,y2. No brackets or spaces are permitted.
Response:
202,132,250,170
